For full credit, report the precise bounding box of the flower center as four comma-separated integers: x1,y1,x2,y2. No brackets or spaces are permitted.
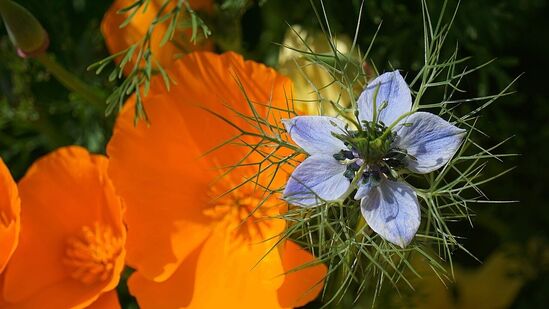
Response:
63,222,123,285
333,120,409,183
204,182,282,243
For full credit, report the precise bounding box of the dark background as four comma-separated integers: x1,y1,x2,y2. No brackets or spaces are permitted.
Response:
1,0,547,308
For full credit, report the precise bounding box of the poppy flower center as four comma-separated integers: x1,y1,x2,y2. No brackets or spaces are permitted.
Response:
63,222,123,285
204,183,281,242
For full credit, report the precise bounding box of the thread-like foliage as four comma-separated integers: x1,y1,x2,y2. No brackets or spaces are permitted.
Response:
88,0,211,121
202,1,517,306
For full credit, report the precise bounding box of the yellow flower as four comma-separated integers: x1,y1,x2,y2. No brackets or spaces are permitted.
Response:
278,25,363,116
396,245,539,309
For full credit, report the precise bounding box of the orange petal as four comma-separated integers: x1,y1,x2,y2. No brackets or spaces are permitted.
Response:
129,228,287,309
107,95,214,281
277,241,327,307
101,0,213,73
189,228,287,308
146,51,295,188
0,158,20,272
158,52,293,164
3,281,116,309
128,243,203,309
2,146,125,309
107,52,294,281
85,290,121,309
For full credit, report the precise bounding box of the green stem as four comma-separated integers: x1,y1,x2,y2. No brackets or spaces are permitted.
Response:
354,215,367,236
332,216,367,308
326,97,361,130
377,110,417,142
35,53,105,110
372,83,380,124
340,109,362,131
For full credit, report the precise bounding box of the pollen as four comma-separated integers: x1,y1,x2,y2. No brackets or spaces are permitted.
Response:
63,222,123,285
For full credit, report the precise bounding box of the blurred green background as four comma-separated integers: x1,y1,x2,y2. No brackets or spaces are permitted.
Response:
1,0,547,308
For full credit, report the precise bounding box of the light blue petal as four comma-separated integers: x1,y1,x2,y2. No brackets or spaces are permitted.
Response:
360,179,420,248
394,112,466,174
283,116,347,155
357,71,412,126
284,154,350,207
354,179,374,200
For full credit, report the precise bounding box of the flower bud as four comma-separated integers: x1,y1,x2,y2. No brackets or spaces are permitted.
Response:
0,0,48,58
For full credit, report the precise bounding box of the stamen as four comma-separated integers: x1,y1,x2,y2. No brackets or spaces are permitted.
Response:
204,184,279,242
348,162,360,172
343,169,355,180
333,150,355,161
382,147,411,169
63,222,123,285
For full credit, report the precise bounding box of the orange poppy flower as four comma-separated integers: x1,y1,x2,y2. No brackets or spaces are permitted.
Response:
1,146,125,309
101,0,213,71
107,51,327,308
0,157,20,273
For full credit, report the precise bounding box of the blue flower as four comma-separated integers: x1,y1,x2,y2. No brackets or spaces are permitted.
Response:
283,71,465,247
